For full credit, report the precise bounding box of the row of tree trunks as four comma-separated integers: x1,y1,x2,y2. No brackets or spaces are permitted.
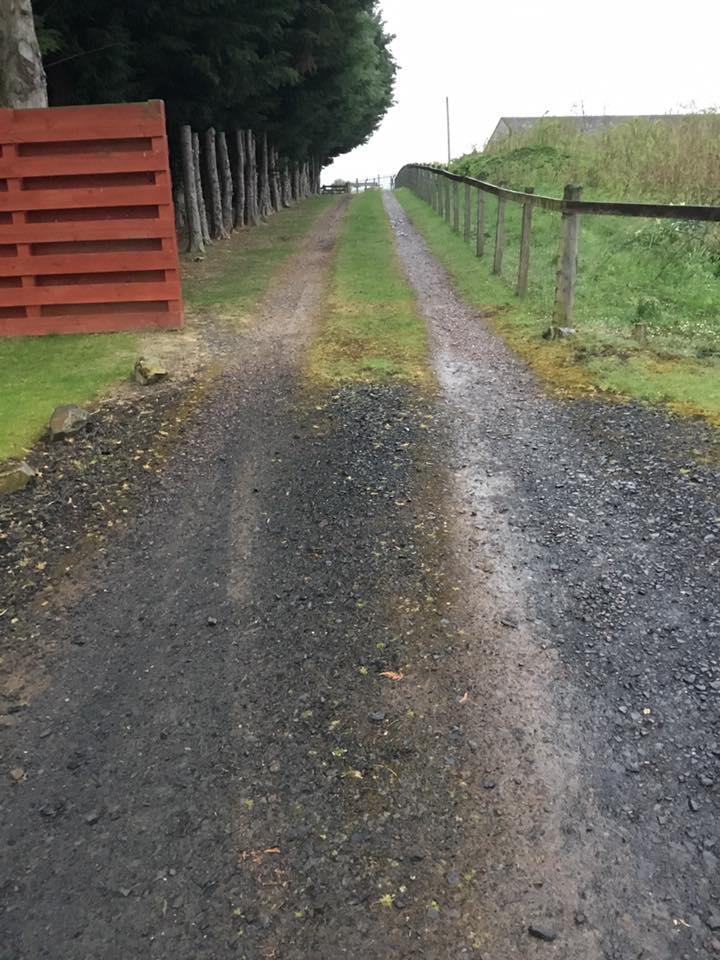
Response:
179,124,321,255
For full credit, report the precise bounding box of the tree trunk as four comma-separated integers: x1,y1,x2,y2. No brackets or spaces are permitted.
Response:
245,131,258,226
272,147,283,212
311,157,320,194
217,130,234,235
282,160,293,207
180,124,204,255
174,183,186,232
204,128,229,240
245,130,260,227
292,162,301,203
258,133,271,219
192,132,211,246
0,0,48,108
301,161,310,198
269,146,279,213
234,129,246,228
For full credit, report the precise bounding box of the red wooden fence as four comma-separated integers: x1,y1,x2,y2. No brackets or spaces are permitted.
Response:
0,100,183,336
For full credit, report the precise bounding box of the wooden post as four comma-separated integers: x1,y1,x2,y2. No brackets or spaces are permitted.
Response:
180,125,204,254
269,145,281,213
453,182,460,232
444,180,450,223
259,133,271,217
245,131,260,227
553,184,583,326
234,130,246,228
282,159,292,207
205,128,229,239
493,188,506,275
192,132,211,246
475,189,485,257
217,131,234,235
517,187,535,297
463,183,471,243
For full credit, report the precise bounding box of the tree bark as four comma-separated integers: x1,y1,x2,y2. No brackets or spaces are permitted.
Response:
244,130,260,227
204,128,229,240
0,0,48,108
301,161,310,198
217,130,234,235
258,133,271,219
180,124,204,255
192,131,211,246
270,146,283,213
282,160,293,207
311,157,321,194
292,162,301,203
234,130,246,228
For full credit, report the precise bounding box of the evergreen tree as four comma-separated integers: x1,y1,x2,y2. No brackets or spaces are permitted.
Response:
32,0,395,162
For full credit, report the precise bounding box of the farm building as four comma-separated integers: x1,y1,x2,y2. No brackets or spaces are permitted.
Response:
486,114,695,149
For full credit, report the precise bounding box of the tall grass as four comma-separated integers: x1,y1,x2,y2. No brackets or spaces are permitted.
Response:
451,113,720,203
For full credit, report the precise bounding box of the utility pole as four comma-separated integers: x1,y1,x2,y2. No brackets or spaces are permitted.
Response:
446,96,451,167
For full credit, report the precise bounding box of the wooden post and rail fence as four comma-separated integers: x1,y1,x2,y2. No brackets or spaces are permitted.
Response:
395,164,720,328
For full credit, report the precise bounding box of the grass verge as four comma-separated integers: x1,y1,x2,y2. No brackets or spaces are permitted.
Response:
0,197,336,462
396,187,720,422
0,333,138,462
183,196,336,321
308,191,429,385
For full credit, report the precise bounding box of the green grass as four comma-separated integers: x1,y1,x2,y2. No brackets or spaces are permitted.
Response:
0,333,138,461
0,197,337,463
184,196,336,320
308,190,428,384
452,114,720,203
396,187,720,421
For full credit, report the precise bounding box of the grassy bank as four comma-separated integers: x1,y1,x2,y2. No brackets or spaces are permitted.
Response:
396,188,720,420
0,197,337,463
308,190,428,384
454,113,720,203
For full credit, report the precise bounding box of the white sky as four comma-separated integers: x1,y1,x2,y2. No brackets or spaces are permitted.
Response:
324,0,719,182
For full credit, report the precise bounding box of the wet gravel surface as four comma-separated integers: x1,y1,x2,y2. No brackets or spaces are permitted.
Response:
386,192,720,958
2,192,720,960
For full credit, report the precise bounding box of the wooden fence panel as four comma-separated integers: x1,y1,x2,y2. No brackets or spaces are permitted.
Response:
0,100,182,336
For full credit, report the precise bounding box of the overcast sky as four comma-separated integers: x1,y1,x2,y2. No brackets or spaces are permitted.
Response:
324,0,719,183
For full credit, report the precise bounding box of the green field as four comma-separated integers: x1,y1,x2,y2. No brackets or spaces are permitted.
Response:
308,190,428,384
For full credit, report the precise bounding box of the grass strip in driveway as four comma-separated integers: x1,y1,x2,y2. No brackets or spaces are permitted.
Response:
396,187,720,424
308,190,429,385
183,195,337,322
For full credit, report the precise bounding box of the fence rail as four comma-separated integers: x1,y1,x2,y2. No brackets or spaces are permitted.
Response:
395,164,720,326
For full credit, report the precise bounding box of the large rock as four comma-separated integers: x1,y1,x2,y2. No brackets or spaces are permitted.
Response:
133,357,169,386
0,461,35,495
49,404,90,440
542,325,577,341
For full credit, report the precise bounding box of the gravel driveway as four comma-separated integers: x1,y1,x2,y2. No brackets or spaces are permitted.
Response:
384,191,720,958
0,193,718,960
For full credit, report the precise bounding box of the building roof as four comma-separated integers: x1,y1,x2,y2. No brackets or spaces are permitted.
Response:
487,114,692,147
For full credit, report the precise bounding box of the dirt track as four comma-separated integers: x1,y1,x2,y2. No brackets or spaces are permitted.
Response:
1,194,719,959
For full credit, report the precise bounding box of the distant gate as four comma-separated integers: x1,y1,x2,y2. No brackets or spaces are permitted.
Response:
0,100,182,336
